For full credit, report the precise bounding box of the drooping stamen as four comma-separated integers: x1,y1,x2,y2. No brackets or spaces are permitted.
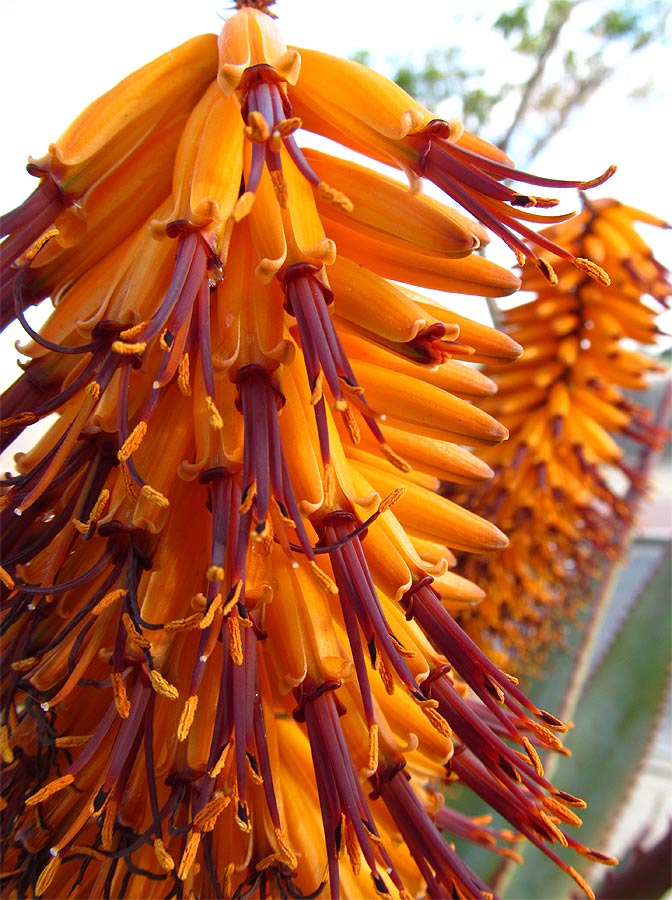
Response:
372,760,496,899
282,263,400,470
410,120,613,281
318,510,424,705
401,578,566,743
1,178,63,268
235,366,320,567
294,681,398,899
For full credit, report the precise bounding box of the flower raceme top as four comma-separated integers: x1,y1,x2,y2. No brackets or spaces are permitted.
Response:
1,5,616,899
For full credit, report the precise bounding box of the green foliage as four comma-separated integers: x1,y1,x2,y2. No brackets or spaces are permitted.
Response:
445,540,672,898
502,543,672,899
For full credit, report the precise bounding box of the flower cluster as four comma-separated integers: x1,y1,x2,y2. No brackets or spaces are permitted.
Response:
453,199,670,665
1,5,617,898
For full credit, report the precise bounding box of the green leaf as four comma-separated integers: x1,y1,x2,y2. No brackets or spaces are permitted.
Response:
501,543,671,899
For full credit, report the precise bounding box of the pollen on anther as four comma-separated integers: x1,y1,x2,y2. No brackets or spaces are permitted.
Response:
149,670,179,699
154,838,175,872
140,484,170,508
112,340,147,356
206,396,223,430
0,566,15,590
576,256,610,285
177,695,199,742
177,831,202,881
318,181,354,213
25,774,75,806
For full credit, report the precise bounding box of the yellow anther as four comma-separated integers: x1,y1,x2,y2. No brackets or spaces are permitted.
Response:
112,340,147,355
539,809,568,846
118,421,147,462
122,612,151,649
206,565,225,583
526,719,565,752
375,653,394,695
120,463,139,503
379,442,411,472
245,110,270,142
208,741,232,779
102,799,118,850
309,560,338,594
422,703,452,737
239,481,256,514
537,257,559,285
317,181,354,213
568,866,595,900
367,723,379,774
271,169,288,208
232,191,255,222
85,381,101,401
119,320,151,340
0,725,14,764
205,396,223,430
344,815,361,875
341,405,361,444
178,352,192,397
54,734,91,748
0,566,15,590
149,670,179,700
164,612,203,632
576,256,610,285
154,838,175,872
25,774,75,806
177,695,199,742
140,484,170,508
228,615,244,666
522,736,543,777
222,581,243,616
0,411,36,431
92,588,126,616
10,656,38,672
323,461,335,509
274,828,298,871
112,672,131,719
177,831,201,881
193,793,230,832
35,855,61,896
235,799,252,832
378,487,406,514
276,116,302,136
199,593,223,629
542,796,583,827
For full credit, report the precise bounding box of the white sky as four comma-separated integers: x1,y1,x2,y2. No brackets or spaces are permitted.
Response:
2,0,671,212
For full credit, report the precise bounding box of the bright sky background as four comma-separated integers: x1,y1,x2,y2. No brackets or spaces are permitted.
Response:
2,0,671,212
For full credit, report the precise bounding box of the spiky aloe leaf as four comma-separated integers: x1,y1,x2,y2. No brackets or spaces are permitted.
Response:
499,542,671,899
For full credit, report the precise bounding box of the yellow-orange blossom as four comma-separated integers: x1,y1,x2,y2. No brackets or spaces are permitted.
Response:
1,5,617,899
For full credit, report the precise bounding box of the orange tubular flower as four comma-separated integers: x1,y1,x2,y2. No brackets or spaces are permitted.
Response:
453,198,671,665
289,48,615,284
1,5,616,899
